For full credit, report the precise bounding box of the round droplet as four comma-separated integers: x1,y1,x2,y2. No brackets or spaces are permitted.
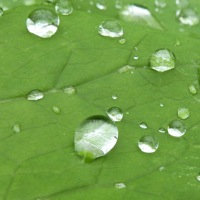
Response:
96,0,106,10
160,103,164,107
188,84,197,95
150,49,175,72
27,90,44,101
63,86,76,95
106,107,123,122
119,38,126,44
196,175,200,182
26,8,60,38
159,166,165,171
133,55,139,60
52,106,61,114
12,124,21,133
0,7,3,16
55,0,73,15
177,8,199,26
114,182,126,189
98,20,123,38
158,127,166,133
155,0,167,8
167,120,186,137
140,122,148,129
138,135,159,153
112,94,118,100
74,115,118,161
178,107,189,119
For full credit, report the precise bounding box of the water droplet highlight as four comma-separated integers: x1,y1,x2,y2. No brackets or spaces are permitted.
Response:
52,106,61,114
27,90,44,101
115,182,126,189
140,122,148,129
0,7,3,16
150,49,175,72
176,0,189,9
138,135,159,153
63,86,76,95
196,175,200,182
118,65,135,73
55,0,73,15
178,107,189,119
188,84,197,95
155,0,166,8
106,107,123,122
12,124,21,133
74,115,118,161
133,55,139,60
98,20,123,38
158,127,166,133
26,8,60,38
112,94,118,100
167,120,186,137
96,0,106,10
119,38,126,44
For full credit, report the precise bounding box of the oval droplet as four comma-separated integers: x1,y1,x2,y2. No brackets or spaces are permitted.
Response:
98,20,123,38
140,122,148,129
63,86,76,95
167,120,186,137
26,8,60,38
178,107,189,119
12,124,21,133
188,84,197,95
96,0,106,10
114,182,126,189
52,106,61,114
55,0,73,15
119,38,126,44
150,49,175,72
106,107,123,122
74,115,118,161
112,94,118,100
138,135,159,153
158,127,166,133
27,90,44,101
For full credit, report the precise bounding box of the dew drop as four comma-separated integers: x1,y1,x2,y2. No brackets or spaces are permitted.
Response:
12,124,21,133
112,94,118,100
167,120,186,137
196,175,200,182
98,20,123,38
52,106,61,114
158,127,166,133
150,49,175,72
96,0,106,10
74,115,118,161
178,107,189,120
160,103,164,107
26,8,60,38
188,84,197,95
133,55,139,60
118,65,135,73
119,38,126,44
140,122,148,129
138,135,159,153
159,166,165,171
177,7,199,26
155,0,167,8
114,182,126,189
27,90,44,101
106,107,123,122
55,0,73,15
0,7,3,16
63,86,76,95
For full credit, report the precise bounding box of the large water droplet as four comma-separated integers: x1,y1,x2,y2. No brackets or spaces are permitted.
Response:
155,0,167,8
150,49,175,72
96,0,106,10
188,84,197,95
0,7,3,16
52,106,61,114
119,4,162,29
26,8,60,38
167,120,186,137
74,115,118,161
55,0,73,15
177,7,199,26
106,107,123,122
114,182,126,189
27,90,44,101
140,122,148,129
63,86,76,95
12,124,21,133
178,107,189,119
98,20,123,38
138,135,159,153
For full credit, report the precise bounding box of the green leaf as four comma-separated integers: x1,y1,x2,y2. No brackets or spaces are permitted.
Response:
0,1,200,200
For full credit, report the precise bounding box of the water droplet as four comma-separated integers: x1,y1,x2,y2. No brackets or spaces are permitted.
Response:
158,127,166,133
118,65,135,73
106,107,123,122
150,49,175,72
55,0,73,15
175,40,181,46
63,86,76,95
26,8,60,38
74,115,118,161
115,0,122,9
176,0,189,9
52,106,61,114
188,84,197,95
178,107,189,119
160,103,164,107
159,166,165,171
138,135,159,153
27,90,44,101
155,0,167,8
177,7,199,26
114,182,126,189
196,175,200,182
12,124,21,133
112,94,118,100
98,20,123,38
90,1,94,6
133,55,139,60
167,120,186,137
119,38,126,44
119,4,162,29
0,7,3,16
96,0,106,10
140,122,148,129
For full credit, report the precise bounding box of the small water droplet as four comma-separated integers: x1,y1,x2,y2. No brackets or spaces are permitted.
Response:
90,1,94,6
150,49,175,72
188,84,197,95
52,106,61,114
63,86,76,95
118,65,135,73
0,7,4,16
196,175,200,182
159,166,165,171
133,55,139,60
115,0,122,9
112,94,118,100
74,115,118,162
160,103,164,107
175,40,181,46
176,0,189,9
167,120,186,137
96,0,106,10
27,90,44,101
138,135,159,153
114,182,126,189
106,107,123,122
26,8,60,38
178,107,189,119
55,0,73,15
98,20,123,38
155,0,167,8
158,127,166,133
177,7,199,26
12,124,21,133
119,38,126,44
140,122,148,129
